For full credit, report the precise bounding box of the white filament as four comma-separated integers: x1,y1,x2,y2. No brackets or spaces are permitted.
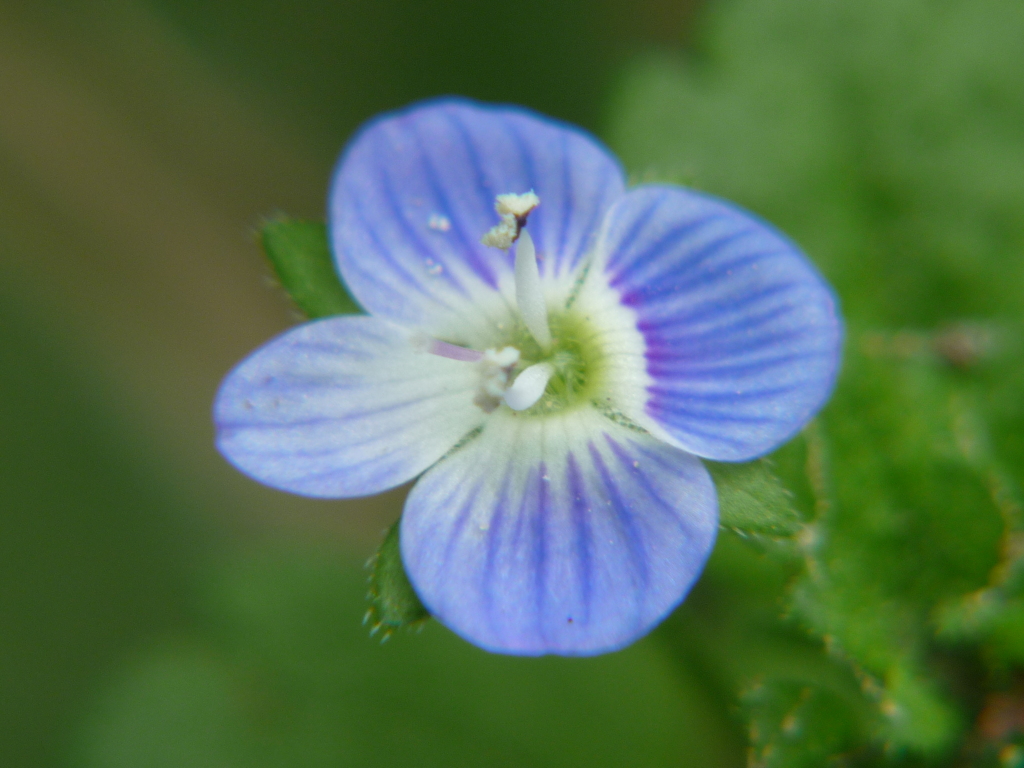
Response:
514,229,552,349
503,362,555,411
426,339,484,362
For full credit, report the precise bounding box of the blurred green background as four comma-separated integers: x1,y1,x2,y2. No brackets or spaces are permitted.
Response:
3,0,1024,766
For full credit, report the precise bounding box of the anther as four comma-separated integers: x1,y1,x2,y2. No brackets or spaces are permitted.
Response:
481,191,539,250
473,347,521,413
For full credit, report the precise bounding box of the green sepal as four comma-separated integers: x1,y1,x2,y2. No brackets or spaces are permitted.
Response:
707,458,803,539
365,522,430,639
260,216,360,318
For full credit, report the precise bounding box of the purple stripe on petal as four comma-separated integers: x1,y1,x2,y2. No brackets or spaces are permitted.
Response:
604,436,695,543
532,461,549,642
213,316,483,498
482,469,513,620
346,196,427,296
442,480,485,574
566,452,593,625
644,417,755,450
588,442,649,593
642,303,797,349
444,110,492,207
400,410,717,656
646,403,782,425
330,98,626,332
625,249,787,304
598,185,842,461
633,282,798,327
604,196,665,278
646,328,813,364
502,117,537,186
409,117,496,288
557,132,573,261
611,218,741,294
647,385,808,406
648,352,826,381
376,150,475,298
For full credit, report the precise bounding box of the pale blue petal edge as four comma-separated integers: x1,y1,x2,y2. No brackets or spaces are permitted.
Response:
400,409,718,656
329,97,626,333
214,316,483,498
600,185,843,462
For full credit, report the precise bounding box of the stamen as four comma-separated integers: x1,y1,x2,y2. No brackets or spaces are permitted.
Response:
479,191,551,349
514,229,552,349
504,362,556,411
427,339,485,362
412,332,486,362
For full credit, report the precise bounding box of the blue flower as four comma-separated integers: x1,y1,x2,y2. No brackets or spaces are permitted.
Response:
214,99,841,656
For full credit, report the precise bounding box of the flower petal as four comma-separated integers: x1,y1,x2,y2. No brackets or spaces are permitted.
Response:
214,316,484,498
593,185,842,461
329,98,626,345
400,408,717,655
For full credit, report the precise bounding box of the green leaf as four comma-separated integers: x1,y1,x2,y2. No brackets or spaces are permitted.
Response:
365,522,430,636
608,0,1024,754
260,217,360,318
785,343,1000,755
880,666,961,755
707,458,803,539
742,680,867,768
934,359,1024,669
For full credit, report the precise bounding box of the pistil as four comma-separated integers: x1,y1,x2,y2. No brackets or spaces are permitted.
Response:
434,191,579,414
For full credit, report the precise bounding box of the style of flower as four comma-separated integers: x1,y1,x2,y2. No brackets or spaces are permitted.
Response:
214,99,841,656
